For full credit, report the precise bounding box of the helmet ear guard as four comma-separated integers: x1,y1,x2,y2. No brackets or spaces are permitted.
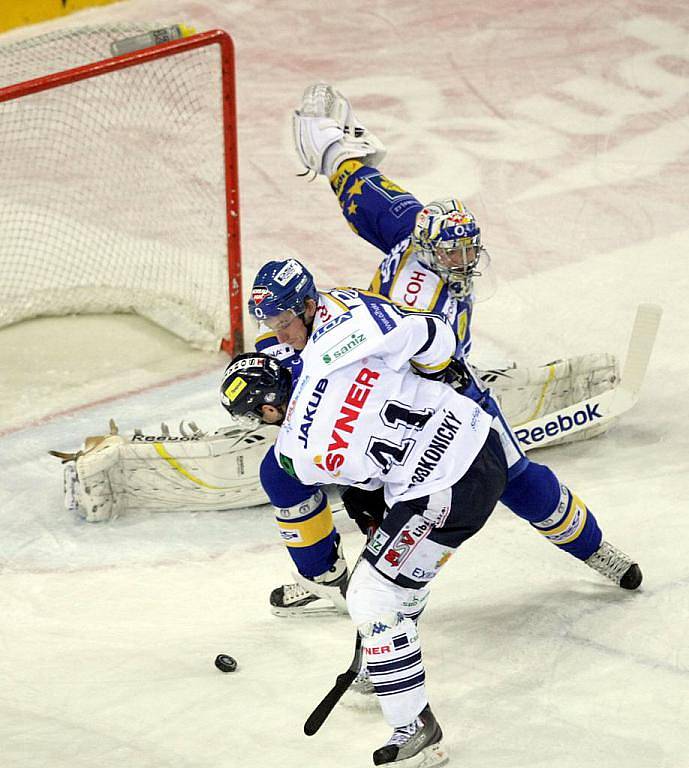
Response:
220,353,292,419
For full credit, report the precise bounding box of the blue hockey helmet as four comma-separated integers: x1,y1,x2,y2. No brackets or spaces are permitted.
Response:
248,259,318,324
220,353,292,419
412,199,489,299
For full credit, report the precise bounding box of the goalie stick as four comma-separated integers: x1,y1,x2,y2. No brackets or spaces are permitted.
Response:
514,303,662,450
304,631,362,736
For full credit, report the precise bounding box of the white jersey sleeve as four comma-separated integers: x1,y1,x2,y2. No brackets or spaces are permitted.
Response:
379,308,456,376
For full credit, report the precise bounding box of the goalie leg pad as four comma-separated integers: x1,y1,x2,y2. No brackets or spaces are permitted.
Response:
55,424,275,521
476,352,619,445
293,83,386,176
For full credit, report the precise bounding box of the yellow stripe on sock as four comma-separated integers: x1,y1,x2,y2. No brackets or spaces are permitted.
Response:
276,504,334,547
538,494,588,544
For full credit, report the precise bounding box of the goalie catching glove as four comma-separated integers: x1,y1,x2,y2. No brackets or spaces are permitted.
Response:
51,419,274,522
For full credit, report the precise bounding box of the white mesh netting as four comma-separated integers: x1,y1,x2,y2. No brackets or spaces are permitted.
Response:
0,25,233,351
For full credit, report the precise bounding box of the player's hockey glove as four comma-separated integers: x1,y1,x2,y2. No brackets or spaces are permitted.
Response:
442,357,473,392
341,485,387,535
414,357,471,389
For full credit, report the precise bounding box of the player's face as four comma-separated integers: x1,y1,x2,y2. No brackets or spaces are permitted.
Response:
266,299,317,350
260,404,285,425
273,312,309,349
435,243,478,272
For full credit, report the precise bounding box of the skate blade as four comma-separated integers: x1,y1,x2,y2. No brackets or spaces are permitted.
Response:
270,602,341,618
373,743,449,768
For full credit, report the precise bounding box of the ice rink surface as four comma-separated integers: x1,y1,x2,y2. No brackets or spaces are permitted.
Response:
1,1,688,766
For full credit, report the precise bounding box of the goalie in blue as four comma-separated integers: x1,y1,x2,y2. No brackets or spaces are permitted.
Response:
233,83,639,622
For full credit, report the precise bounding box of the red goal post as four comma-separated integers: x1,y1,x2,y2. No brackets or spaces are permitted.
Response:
0,27,243,355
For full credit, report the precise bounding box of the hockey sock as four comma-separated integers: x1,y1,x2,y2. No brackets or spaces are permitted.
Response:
530,484,603,560
501,462,602,560
359,613,426,727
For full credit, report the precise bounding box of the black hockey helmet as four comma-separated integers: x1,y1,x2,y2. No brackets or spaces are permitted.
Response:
220,353,292,419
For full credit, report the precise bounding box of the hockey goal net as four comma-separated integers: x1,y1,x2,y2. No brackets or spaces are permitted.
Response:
0,25,243,354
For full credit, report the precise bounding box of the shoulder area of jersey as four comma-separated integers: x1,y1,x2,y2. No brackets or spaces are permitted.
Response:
317,287,364,317
254,329,298,360
384,253,446,311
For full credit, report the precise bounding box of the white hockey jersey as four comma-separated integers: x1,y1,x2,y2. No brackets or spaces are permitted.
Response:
272,289,492,506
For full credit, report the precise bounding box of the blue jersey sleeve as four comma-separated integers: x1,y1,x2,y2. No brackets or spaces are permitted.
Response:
255,331,304,382
329,160,423,254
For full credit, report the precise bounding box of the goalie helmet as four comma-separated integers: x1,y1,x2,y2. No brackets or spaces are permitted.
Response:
412,199,489,299
248,259,318,325
220,353,292,419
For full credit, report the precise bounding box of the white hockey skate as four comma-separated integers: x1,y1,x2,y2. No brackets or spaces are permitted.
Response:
585,540,642,589
270,534,349,617
373,704,449,767
269,575,347,617
293,82,386,177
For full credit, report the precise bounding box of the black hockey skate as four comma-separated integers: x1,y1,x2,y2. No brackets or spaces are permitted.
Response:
585,540,642,589
373,704,448,767
270,582,322,615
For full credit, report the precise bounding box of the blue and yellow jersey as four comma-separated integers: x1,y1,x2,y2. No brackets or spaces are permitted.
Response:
329,160,473,357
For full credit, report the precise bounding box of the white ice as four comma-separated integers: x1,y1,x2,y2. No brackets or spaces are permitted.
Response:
1,2,688,767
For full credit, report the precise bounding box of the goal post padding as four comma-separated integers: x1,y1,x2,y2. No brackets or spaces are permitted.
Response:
0,25,243,354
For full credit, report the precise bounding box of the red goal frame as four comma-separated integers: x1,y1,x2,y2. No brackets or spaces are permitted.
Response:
0,29,244,355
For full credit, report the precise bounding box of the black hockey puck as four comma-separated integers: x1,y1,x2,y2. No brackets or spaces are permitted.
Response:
214,654,237,673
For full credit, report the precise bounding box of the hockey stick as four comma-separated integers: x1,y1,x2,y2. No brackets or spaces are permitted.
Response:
514,303,662,450
304,631,362,736
303,528,376,736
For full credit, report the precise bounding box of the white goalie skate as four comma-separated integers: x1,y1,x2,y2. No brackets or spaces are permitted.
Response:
293,82,386,177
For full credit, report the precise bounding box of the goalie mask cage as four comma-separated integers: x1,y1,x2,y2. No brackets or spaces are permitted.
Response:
0,25,243,354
